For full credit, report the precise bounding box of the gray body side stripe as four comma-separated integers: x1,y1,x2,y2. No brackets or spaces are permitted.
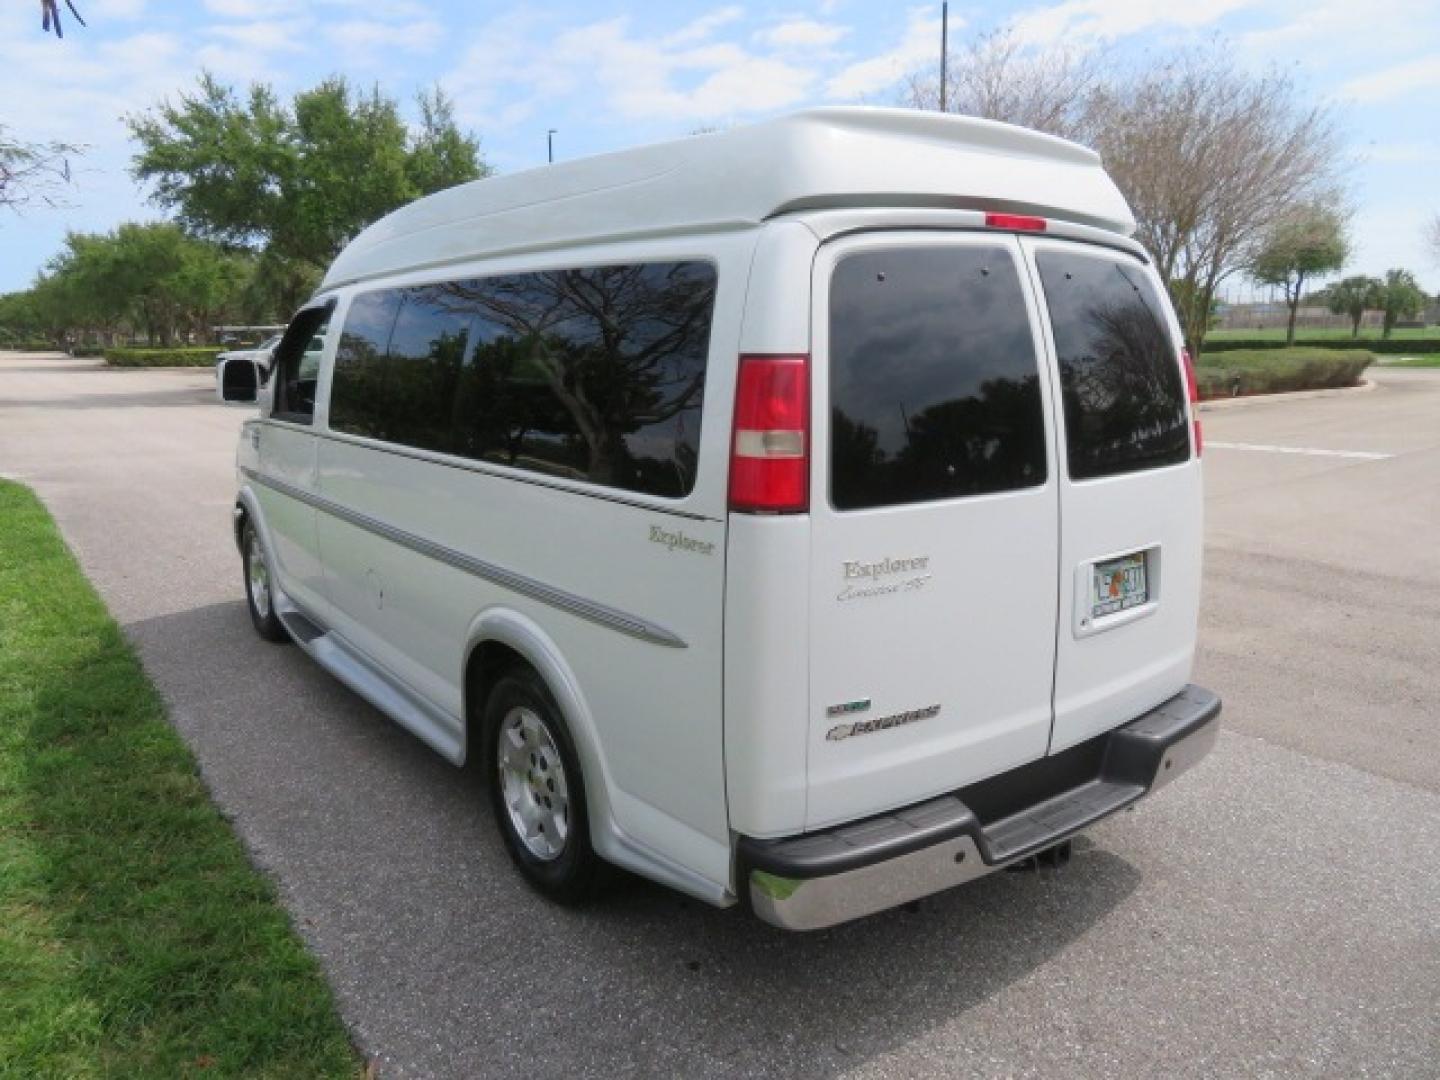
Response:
243,468,687,649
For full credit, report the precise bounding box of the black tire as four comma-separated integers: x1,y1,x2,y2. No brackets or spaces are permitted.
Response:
240,517,288,643
484,667,605,904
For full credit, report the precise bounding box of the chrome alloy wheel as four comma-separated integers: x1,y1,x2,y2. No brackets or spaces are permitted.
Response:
497,706,570,861
246,529,272,620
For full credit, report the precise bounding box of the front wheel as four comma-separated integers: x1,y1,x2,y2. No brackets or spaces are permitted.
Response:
241,518,287,643
485,668,605,904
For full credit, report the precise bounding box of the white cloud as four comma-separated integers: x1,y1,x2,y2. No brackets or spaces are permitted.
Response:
89,0,148,18
203,0,292,16
326,18,444,60
760,19,849,48
1363,141,1440,164
447,11,815,128
208,18,308,53
825,7,943,100
1341,56,1440,102
1240,0,1434,57
1011,0,1255,46
664,6,745,46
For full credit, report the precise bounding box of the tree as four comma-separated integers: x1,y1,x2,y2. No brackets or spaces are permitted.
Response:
903,31,1104,140
1376,269,1426,339
1085,50,1344,357
128,74,488,309
1249,204,1348,345
903,42,1347,357
1324,275,1382,337
14,223,254,346
1,125,81,212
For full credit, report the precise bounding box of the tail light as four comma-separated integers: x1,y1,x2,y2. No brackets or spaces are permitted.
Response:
729,354,809,513
1181,348,1202,456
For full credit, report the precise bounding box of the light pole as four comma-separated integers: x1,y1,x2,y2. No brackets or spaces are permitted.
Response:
939,2,948,112
547,129,557,164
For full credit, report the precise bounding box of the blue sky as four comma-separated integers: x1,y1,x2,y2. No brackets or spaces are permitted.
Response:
2,0,1437,294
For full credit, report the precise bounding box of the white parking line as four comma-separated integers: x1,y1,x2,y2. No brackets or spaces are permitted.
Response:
1206,441,1394,461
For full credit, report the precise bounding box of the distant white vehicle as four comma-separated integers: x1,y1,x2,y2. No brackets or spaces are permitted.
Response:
220,107,1220,929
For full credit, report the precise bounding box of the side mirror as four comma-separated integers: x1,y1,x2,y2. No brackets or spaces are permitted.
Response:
218,357,263,406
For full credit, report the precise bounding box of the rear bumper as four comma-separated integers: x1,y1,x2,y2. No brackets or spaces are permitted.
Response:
739,684,1220,930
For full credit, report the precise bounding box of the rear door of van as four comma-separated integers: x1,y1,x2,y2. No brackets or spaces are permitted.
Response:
1020,237,1202,753
805,231,1061,829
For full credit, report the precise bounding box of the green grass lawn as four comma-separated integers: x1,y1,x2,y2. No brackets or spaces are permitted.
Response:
1206,326,1434,342
1376,353,1440,368
0,481,360,1078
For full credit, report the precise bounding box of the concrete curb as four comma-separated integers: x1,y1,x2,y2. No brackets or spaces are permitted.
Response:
1197,378,1377,412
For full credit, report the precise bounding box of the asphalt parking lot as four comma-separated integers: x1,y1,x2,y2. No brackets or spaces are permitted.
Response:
2,354,1437,1078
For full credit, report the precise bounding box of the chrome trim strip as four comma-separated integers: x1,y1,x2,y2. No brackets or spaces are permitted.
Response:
259,421,719,524
243,467,688,649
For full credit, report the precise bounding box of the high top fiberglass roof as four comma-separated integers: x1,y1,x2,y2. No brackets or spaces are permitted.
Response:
321,106,1135,290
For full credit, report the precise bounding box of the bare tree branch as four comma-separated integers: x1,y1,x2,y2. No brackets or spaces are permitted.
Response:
0,126,83,213
40,0,86,39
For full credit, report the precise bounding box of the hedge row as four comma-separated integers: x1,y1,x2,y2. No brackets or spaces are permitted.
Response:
0,341,58,352
1194,348,1373,400
1201,336,1440,355
104,347,222,367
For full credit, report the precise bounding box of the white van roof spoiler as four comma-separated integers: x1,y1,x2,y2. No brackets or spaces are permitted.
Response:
322,106,1136,290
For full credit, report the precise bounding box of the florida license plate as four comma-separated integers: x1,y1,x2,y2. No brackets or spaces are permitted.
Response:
1093,553,1148,618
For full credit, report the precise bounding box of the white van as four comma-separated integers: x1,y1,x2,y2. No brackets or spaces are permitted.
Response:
223,107,1220,929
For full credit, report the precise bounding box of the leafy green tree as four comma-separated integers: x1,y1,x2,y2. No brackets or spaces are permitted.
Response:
1324,275,1383,338
1376,268,1427,339
1250,204,1348,345
20,223,252,346
127,75,487,310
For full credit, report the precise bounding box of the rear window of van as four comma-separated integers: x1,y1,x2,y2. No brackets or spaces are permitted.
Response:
829,245,1048,511
1034,250,1190,480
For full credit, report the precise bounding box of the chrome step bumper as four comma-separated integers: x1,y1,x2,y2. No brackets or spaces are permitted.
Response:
740,685,1221,931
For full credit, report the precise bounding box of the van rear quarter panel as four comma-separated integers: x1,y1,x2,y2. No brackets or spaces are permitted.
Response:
309,232,757,888
723,222,819,839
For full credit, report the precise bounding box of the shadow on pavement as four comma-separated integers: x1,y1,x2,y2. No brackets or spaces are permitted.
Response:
122,599,1141,1079
1,388,215,410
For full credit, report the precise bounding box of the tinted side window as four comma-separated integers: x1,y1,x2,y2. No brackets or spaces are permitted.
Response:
829,246,1047,511
271,304,333,423
383,290,473,451
1035,251,1190,480
456,264,714,497
329,262,716,499
330,290,401,439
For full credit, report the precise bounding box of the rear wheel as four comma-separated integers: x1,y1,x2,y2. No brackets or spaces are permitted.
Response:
241,519,287,643
484,667,604,903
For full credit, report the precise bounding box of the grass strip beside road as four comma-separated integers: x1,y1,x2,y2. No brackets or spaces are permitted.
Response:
1378,353,1440,368
0,481,359,1078
1205,326,1435,341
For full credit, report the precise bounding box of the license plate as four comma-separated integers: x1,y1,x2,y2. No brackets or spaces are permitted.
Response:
1092,553,1148,618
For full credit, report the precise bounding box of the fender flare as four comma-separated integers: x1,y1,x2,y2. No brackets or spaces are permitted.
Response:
233,484,281,582
461,608,619,853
